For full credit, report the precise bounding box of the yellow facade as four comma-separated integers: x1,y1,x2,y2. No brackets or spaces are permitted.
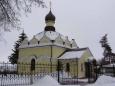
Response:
18,45,66,74
78,49,92,78
18,43,93,78
59,48,93,78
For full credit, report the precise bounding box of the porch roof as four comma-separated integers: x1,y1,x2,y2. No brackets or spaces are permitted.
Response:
58,50,85,60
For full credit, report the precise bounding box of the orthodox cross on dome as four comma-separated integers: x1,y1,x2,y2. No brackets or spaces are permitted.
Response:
22,30,24,33
50,1,52,11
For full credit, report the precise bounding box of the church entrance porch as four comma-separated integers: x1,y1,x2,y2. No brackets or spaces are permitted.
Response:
57,54,97,84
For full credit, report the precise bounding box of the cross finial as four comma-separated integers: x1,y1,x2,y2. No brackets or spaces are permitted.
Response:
50,1,52,11
22,30,24,33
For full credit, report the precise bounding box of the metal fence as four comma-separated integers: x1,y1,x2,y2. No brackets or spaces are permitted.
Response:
0,62,97,86
0,63,58,86
99,64,115,77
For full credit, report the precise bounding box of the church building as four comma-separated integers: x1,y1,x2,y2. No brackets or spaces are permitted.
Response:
18,9,94,78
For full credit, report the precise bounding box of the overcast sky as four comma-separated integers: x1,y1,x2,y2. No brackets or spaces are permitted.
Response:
0,0,115,62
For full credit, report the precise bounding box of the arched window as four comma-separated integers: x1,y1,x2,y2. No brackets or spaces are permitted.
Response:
66,63,70,72
31,59,35,71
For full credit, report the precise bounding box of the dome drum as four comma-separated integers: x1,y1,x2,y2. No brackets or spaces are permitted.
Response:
45,26,55,31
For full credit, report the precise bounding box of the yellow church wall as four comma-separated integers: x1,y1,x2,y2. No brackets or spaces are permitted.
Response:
19,46,51,59
36,46,66,73
59,59,79,78
18,45,66,74
78,49,93,78
69,60,78,77
69,50,92,78
17,62,57,74
52,46,66,59
19,45,66,62
18,46,51,74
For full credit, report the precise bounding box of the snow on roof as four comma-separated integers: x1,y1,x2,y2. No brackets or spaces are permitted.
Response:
45,31,59,40
59,50,86,59
19,31,78,49
60,34,66,41
35,32,44,40
35,31,67,41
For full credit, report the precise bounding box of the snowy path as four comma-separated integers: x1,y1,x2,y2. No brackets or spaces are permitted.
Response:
27,75,115,86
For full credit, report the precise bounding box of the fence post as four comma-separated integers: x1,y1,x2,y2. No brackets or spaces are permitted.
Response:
95,64,98,81
57,59,60,83
1,75,3,86
30,70,33,85
88,61,91,83
113,64,115,77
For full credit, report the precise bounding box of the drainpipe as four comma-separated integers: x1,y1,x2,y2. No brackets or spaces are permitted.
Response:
50,40,54,73
76,58,78,84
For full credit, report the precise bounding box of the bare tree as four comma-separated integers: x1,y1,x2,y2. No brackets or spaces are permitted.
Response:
0,0,46,32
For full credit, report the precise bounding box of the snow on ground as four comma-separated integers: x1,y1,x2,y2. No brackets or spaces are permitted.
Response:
87,75,115,86
32,75,59,86
30,75,80,86
28,75,115,86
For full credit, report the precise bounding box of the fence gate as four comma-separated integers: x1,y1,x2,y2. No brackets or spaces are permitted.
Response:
57,60,96,85
57,60,80,85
